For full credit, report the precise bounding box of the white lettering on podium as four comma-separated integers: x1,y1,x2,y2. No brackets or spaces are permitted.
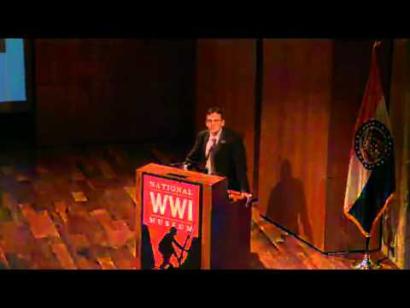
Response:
150,192,167,215
149,191,193,221
148,216,192,232
169,197,191,221
147,180,194,196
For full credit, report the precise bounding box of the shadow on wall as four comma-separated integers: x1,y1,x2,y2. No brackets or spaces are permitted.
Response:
266,159,312,242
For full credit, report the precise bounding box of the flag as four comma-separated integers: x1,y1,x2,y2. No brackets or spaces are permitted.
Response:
344,41,395,238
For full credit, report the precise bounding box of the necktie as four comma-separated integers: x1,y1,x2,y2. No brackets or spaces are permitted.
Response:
206,138,217,174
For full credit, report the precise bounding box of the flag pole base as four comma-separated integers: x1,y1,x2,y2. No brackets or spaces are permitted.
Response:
352,253,381,270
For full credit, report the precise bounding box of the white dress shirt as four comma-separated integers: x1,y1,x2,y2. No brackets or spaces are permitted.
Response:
205,129,222,174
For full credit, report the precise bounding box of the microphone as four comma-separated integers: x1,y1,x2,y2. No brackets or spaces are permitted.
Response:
168,162,185,168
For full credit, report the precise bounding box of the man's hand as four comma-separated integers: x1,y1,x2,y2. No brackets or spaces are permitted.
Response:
227,190,253,203
240,192,252,199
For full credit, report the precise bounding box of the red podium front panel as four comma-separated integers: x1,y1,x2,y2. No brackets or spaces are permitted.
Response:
141,173,202,269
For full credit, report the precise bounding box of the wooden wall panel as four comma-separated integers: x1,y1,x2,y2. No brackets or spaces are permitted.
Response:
35,39,195,146
195,39,256,191
382,39,410,268
259,39,333,250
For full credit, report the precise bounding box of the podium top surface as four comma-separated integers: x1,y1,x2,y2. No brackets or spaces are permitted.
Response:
136,163,226,186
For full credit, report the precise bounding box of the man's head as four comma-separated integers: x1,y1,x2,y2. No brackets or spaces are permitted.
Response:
170,227,177,236
205,106,225,136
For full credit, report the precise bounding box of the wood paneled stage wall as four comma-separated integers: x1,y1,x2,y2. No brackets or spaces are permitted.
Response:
35,39,196,146
382,39,410,268
258,40,332,251
196,39,394,253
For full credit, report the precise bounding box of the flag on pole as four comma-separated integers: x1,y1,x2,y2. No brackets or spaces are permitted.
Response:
344,41,395,238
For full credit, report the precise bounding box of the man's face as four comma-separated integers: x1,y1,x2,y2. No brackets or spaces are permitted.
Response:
206,112,225,135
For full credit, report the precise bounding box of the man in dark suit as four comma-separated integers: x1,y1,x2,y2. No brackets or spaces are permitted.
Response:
184,107,250,195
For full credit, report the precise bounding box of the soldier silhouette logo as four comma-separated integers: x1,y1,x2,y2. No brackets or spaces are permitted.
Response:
158,227,189,269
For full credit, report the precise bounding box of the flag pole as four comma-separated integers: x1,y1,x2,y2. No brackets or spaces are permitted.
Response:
353,39,384,269
346,39,389,270
353,236,381,270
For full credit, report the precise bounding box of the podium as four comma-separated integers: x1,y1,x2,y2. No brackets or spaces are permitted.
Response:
135,163,251,269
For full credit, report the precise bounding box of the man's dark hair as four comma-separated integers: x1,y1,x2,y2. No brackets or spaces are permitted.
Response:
206,106,224,119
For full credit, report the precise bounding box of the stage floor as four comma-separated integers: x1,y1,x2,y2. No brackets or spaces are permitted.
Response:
250,212,396,269
0,144,397,269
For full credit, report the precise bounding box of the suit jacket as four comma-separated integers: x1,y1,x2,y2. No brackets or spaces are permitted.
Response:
185,128,250,192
